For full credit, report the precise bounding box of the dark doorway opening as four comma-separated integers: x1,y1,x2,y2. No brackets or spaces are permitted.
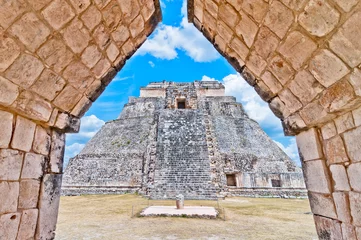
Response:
177,100,186,109
271,179,281,187
226,174,237,186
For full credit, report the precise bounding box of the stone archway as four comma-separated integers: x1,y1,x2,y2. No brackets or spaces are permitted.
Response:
187,0,361,238
0,0,360,239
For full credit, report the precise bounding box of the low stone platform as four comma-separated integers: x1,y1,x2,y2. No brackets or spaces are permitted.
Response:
140,206,218,219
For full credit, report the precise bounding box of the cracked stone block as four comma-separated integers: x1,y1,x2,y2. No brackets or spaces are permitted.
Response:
343,127,361,162
333,192,351,223
50,131,66,173
42,0,75,30
0,149,23,181
329,164,350,191
264,0,293,39
253,26,279,60
235,11,258,48
102,0,122,29
11,91,53,122
308,192,337,219
81,5,102,31
54,112,80,133
309,49,350,88
299,0,340,37
36,174,62,240
0,76,18,107
21,153,46,180
296,128,323,161
279,31,317,70
30,69,66,101
0,111,13,148
347,162,361,191
324,136,349,165
5,54,44,89
10,12,50,52
62,19,91,54
313,215,342,240
71,96,92,118
349,191,361,226
0,182,19,214
11,116,36,152
33,126,51,156
278,88,302,115
0,36,20,72
19,180,41,209
303,160,332,194
17,209,38,240
93,24,112,50
0,212,21,240
37,37,74,74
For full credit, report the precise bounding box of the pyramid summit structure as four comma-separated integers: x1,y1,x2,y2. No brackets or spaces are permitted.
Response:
62,81,306,199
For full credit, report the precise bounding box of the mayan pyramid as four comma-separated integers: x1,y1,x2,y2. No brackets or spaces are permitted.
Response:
62,81,305,199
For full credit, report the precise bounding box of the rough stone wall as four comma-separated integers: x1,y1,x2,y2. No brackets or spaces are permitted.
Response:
0,0,161,239
188,1,361,238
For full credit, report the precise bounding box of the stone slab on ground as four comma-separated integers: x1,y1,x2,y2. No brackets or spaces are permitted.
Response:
140,206,218,219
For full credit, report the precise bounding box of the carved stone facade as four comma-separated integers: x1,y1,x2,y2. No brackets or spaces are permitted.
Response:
1,0,361,239
63,81,305,199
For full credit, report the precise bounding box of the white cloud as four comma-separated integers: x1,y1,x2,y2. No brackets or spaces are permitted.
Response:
113,75,134,82
148,61,155,67
65,115,105,166
222,73,282,130
274,138,300,165
201,75,217,81
136,0,220,62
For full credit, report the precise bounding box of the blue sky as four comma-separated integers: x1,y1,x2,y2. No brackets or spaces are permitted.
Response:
64,0,300,166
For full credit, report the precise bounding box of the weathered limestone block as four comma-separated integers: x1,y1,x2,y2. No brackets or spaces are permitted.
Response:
296,128,323,161
92,58,111,78
303,160,331,194
241,0,269,23
54,112,81,133
253,26,279,60
280,0,308,11
264,0,293,39
333,192,351,223
12,91,53,122
246,51,267,76
5,53,44,88
49,130,66,173
61,19,90,54
0,0,26,29
53,85,82,112
63,61,95,93
349,191,361,226
42,0,75,31
70,0,90,13
19,180,41,209
37,37,74,74
343,127,361,162
17,209,39,240
71,96,92,118
130,15,145,38
349,68,361,97
329,164,350,191
21,153,46,180
353,105,361,127
309,49,350,88
30,69,66,101
313,215,342,240
11,116,36,152
268,55,294,85
278,88,302,115
0,213,21,240
235,11,258,48
217,21,233,43
324,136,349,164
94,24,112,50
288,70,323,105
36,174,62,240
118,0,140,24
106,43,120,62
321,122,337,140
334,112,355,134
28,0,52,10
10,12,50,52
81,5,102,31
0,111,13,148
0,182,19,214
347,163,361,191
299,100,334,125
341,223,357,240
81,45,102,69
0,149,23,180
0,36,20,72
298,0,340,37
279,32,317,70
219,3,240,28
261,71,282,94
308,192,337,219
329,12,361,68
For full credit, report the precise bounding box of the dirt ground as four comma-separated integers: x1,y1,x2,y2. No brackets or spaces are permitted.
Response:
56,194,318,240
